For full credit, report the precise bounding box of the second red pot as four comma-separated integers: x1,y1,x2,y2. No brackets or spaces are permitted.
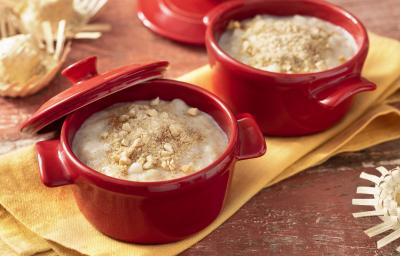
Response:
205,0,376,136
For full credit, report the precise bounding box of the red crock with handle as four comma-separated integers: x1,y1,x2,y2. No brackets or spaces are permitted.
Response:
204,0,376,136
22,57,266,243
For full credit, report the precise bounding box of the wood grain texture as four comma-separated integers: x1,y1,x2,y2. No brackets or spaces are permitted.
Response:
0,0,398,255
183,140,400,256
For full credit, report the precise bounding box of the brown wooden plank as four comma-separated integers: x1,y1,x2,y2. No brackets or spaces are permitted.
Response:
182,139,400,255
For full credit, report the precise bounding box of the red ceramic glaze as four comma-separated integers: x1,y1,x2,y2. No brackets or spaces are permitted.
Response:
34,59,266,243
20,57,168,134
137,0,231,45
205,0,376,136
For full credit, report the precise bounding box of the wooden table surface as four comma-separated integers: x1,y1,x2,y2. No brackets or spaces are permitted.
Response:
1,0,399,255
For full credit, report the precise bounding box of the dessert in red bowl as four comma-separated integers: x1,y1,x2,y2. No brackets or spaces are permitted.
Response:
21,57,266,243
205,0,376,136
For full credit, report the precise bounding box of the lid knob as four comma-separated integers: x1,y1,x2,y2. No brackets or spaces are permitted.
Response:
61,56,98,84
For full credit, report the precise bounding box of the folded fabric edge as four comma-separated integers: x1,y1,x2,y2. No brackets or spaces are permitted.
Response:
0,166,86,256
33,249,59,256
329,108,400,157
0,206,85,256
385,90,400,104
377,78,400,104
0,206,52,256
268,104,400,186
0,236,59,256
48,241,86,256
0,238,19,256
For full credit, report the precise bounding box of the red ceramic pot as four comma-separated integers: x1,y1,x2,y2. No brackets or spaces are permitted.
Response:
30,58,266,243
205,0,376,136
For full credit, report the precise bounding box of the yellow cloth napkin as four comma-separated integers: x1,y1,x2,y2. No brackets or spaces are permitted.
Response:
0,32,400,256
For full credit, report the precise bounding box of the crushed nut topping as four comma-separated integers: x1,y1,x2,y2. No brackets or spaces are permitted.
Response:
101,99,206,175
73,98,228,182
187,107,199,116
219,15,357,73
150,97,160,106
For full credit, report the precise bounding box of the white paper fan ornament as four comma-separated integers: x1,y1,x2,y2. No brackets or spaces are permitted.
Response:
16,0,110,40
353,166,400,252
0,20,70,97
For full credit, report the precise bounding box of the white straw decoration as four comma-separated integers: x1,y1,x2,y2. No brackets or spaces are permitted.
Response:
357,186,379,195
353,166,400,253
87,0,107,17
42,21,54,54
352,198,377,206
360,172,382,184
352,209,385,218
54,20,66,60
74,0,108,19
377,166,390,176
378,229,400,249
74,31,102,39
365,221,396,237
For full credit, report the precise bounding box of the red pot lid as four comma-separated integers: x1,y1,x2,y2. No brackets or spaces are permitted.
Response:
137,0,230,45
20,56,169,134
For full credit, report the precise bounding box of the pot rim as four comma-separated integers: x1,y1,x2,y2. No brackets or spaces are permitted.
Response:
206,0,369,79
60,79,239,188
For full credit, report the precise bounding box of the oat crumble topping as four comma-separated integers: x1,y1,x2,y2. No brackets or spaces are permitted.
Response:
219,15,357,73
72,98,228,181
102,98,204,176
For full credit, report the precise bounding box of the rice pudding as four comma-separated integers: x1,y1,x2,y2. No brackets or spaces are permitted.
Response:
72,98,228,182
219,15,358,73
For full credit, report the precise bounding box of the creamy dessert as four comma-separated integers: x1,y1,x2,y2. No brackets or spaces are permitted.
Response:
73,98,228,182
219,15,358,73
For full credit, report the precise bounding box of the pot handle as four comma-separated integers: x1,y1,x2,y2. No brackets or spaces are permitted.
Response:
36,140,75,187
236,113,267,160
61,56,98,84
311,76,376,109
